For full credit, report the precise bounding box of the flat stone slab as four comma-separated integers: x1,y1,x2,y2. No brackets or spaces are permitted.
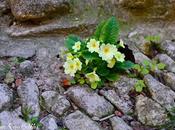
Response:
110,116,133,130
162,72,175,91
0,111,32,130
100,89,133,114
0,84,13,111
17,78,40,117
64,110,103,130
7,14,97,37
113,76,138,96
144,74,175,111
41,91,71,116
136,95,168,126
155,53,175,73
66,86,114,118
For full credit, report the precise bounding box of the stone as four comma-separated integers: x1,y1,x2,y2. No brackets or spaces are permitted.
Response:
100,89,133,114
162,72,175,91
0,84,13,111
66,86,114,118
9,0,70,21
19,60,34,76
155,54,175,73
7,13,97,37
144,74,175,110
0,111,32,130
110,116,133,130
40,114,59,130
17,78,40,117
133,52,151,65
41,91,71,116
136,95,168,126
113,76,138,96
64,110,103,130
0,0,7,16
160,40,175,60
0,41,36,58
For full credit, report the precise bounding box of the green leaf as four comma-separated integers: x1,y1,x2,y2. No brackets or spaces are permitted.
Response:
115,61,135,70
133,64,141,72
91,82,98,89
99,17,119,44
65,35,81,50
82,51,99,61
96,65,110,76
157,63,166,70
143,60,150,67
106,73,119,81
134,80,146,93
94,21,106,40
141,68,149,75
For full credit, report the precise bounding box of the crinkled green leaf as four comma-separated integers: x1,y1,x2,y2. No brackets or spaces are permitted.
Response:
106,73,119,81
82,51,99,61
94,20,106,40
134,80,146,92
99,17,119,44
157,63,166,70
96,65,110,76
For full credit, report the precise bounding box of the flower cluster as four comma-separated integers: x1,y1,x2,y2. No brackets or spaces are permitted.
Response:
63,17,134,89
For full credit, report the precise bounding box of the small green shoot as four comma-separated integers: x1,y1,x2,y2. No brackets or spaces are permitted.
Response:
134,80,146,93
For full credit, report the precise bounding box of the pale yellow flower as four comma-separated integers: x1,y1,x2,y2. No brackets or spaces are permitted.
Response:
63,60,77,77
99,44,117,61
119,39,125,48
115,51,125,62
87,39,100,53
107,58,116,68
74,58,82,71
72,41,81,52
85,71,100,83
66,53,74,60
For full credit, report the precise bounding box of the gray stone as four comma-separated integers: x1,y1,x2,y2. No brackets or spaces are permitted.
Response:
19,60,34,76
7,13,97,37
100,89,133,114
0,111,32,130
66,86,114,118
0,84,13,111
17,78,40,117
0,40,36,58
9,0,70,21
41,91,71,116
133,52,151,65
144,74,175,110
64,110,103,130
136,95,168,126
161,40,175,60
113,76,138,96
40,114,58,130
162,72,175,91
155,54,175,73
110,116,133,130
0,0,7,16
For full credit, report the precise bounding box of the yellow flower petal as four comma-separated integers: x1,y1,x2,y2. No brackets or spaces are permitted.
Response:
85,71,100,83
99,44,117,61
74,58,82,71
63,60,77,77
66,53,74,60
107,58,116,68
87,39,100,53
72,41,81,52
115,51,125,62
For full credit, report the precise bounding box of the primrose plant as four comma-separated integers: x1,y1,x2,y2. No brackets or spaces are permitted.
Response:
63,17,134,89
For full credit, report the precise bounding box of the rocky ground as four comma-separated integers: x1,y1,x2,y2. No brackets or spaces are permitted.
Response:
0,0,175,130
